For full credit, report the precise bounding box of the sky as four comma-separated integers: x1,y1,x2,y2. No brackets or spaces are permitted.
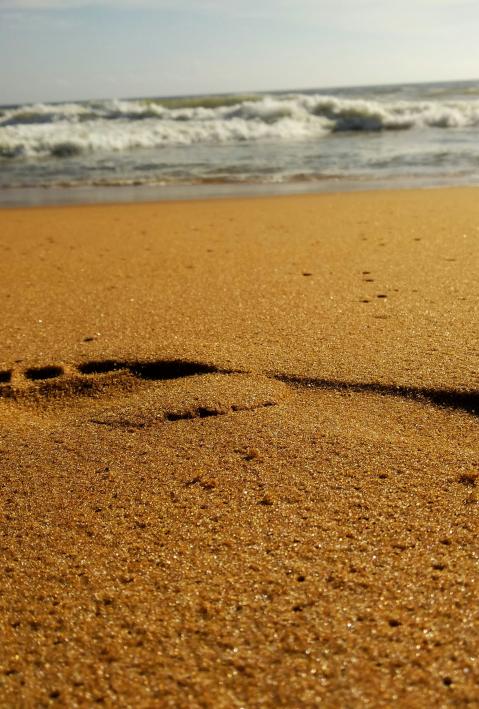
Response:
1,0,479,105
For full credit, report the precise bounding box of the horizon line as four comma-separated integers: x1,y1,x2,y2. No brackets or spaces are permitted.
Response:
2,75,479,109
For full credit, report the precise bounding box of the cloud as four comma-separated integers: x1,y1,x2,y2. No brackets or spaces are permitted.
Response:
1,0,477,36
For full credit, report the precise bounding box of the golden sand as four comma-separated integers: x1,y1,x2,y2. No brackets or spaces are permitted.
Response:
0,188,478,706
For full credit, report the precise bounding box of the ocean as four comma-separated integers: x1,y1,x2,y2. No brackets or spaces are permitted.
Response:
1,79,479,205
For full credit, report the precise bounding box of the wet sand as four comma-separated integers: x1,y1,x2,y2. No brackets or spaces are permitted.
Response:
0,188,478,707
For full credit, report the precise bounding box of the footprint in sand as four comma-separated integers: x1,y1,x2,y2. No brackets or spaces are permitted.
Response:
0,358,289,428
1,358,476,424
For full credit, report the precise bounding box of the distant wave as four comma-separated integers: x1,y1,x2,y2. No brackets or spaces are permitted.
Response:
2,92,479,160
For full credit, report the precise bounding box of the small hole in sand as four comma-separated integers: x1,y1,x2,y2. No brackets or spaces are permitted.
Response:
388,619,401,627
24,365,63,381
0,370,12,383
458,472,477,486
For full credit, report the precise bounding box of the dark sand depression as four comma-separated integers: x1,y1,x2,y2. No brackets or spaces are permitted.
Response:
0,188,478,706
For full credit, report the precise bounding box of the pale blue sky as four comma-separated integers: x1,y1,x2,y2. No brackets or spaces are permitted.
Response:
1,0,478,105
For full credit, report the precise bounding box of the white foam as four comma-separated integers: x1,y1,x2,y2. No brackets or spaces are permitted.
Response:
0,114,330,159
2,92,479,159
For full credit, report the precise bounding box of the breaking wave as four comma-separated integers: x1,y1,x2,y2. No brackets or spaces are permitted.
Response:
2,91,479,160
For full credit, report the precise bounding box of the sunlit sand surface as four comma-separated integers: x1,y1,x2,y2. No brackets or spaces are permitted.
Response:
0,188,478,706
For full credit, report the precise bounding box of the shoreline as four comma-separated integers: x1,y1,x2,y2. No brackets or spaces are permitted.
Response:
1,173,479,209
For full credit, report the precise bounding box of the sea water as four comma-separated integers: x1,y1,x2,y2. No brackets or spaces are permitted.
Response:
1,79,479,205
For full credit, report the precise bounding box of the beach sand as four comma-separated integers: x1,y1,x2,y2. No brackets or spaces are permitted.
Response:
0,188,478,707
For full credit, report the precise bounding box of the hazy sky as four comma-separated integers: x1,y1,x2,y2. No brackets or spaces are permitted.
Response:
1,0,478,104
